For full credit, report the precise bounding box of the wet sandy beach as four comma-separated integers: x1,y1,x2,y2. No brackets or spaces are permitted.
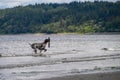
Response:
42,71,120,80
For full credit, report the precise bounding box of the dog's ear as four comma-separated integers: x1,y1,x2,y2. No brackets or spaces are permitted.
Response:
48,37,50,48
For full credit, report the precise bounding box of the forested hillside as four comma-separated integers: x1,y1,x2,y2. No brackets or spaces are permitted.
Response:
0,1,120,34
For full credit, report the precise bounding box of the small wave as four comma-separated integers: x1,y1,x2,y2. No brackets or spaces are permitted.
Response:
20,70,65,74
69,66,120,74
0,49,82,57
1,54,120,69
62,54,120,63
0,53,50,57
0,58,61,69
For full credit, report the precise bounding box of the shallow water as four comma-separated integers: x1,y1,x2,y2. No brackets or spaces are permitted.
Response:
0,34,120,80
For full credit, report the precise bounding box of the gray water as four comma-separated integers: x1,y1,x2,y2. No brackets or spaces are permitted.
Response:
0,34,120,80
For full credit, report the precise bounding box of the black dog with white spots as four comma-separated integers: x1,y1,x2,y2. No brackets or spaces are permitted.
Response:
29,37,50,54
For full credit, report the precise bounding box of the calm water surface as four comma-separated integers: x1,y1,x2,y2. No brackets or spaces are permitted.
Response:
0,34,120,56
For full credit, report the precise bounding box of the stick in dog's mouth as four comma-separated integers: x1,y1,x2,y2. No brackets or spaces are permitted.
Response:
48,37,50,48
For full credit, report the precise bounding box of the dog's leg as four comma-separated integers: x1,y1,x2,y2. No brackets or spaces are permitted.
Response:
39,48,46,53
34,49,37,54
40,50,42,53
40,47,47,52
44,49,47,52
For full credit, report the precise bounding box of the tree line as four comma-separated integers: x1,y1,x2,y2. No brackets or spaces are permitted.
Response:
0,1,120,34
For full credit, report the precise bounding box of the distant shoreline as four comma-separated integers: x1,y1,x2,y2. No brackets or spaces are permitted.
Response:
0,32,120,36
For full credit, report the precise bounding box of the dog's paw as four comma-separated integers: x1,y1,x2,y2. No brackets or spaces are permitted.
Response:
44,49,47,52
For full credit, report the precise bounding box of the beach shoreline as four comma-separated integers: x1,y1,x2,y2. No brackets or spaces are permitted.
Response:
41,71,120,80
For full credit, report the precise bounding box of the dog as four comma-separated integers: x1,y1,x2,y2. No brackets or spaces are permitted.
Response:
29,37,50,54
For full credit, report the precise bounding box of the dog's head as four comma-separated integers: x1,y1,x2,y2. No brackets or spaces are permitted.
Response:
44,37,50,48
